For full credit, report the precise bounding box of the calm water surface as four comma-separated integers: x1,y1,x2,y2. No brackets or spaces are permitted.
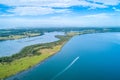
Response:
7,33,120,80
0,32,64,57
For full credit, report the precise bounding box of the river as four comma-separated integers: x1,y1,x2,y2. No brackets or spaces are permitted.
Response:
7,32,120,80
0,32,64,57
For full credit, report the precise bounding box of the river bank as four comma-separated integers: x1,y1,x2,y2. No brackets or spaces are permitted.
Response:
0,32,64,57
0,32,79,79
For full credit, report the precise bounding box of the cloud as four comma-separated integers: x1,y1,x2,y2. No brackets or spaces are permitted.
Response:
89,0,120,6
113,7,120,12
7,7,70,16
83,13,111,18
0,13,120,28
0,0,108,16
0,0,120,28
0,0,107,8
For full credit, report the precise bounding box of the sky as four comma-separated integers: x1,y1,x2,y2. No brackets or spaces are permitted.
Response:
0,0,120,28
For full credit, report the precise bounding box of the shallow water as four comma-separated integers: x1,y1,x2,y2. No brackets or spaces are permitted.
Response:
0,32,64,57
7,32,120,80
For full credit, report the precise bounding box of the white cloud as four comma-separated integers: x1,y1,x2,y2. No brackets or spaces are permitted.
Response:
8,7,70,16
0,0,107,8
89,0,120,6
0,0,108,16
83,13,110,18
113,7,120,12
0,13,120,28
12,7,54,16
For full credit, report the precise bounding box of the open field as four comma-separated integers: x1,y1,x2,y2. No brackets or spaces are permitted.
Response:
0,33,41,41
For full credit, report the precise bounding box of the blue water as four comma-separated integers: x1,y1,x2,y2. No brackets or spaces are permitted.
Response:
0,32,64,57
7,33,120,80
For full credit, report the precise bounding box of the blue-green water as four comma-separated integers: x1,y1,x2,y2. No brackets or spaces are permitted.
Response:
7,33,120,80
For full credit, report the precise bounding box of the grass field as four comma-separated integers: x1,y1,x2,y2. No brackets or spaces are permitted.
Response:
0,45,63,79
0,33,41,41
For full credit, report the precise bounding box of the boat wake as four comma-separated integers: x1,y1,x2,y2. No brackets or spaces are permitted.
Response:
51,56,79,80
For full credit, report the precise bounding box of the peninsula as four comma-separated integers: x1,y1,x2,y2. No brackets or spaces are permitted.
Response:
0,32,79,79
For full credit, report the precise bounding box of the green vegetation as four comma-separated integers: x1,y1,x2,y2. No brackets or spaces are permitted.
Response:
0,33,41,41
0,54,50,79
0,32,77,79
1,27,120,41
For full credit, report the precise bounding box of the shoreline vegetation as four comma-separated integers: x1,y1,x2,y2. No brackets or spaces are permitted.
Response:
1,27,120,41
0,28,45,41
0,33,41,41
0,32,79,79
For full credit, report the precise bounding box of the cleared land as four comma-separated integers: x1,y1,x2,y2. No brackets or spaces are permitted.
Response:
0,33,41,41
